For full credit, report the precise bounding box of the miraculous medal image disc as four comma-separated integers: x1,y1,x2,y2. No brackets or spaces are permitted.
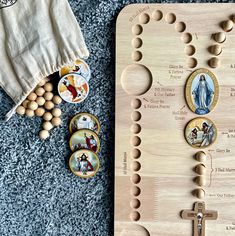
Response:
185,68,219,115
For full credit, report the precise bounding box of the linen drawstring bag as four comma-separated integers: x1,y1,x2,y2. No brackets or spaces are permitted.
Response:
0,0,89,120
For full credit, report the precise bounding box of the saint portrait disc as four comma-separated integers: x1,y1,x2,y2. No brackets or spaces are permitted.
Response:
69,112,100,134
59,59,91,81
185,68,219,115
69,129,100,153
185,117,217,149
69,149,100,178
58,73,89,104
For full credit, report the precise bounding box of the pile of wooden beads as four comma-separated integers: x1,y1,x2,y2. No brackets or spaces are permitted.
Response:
16,77,62,140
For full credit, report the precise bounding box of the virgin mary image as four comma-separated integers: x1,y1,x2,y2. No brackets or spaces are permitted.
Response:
192,74,214,115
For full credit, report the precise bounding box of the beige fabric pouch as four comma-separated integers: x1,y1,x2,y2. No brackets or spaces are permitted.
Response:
0,0,89,120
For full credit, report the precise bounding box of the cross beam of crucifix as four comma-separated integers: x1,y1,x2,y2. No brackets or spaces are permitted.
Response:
181,202,218,236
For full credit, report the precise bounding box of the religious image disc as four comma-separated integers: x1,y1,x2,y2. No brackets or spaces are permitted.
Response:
185,68,219,115
185,117,217,149
58,73,89,104
59,59,91,81
69,112,100,134
69,149,100,178
69,129,100,153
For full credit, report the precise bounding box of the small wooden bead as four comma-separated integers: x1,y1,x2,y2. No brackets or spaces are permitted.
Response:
44,82,53,92
52,95,62,105
44,101,54,110
39,130,50,140
36,97,46,106
52,108,62,117
44,92,54,101
51,117,61,126
22,100,30,108
37,78,47,87
195,164,206,175
42,121,53,131
27,92,37,101
16,106,26,116
43,112,53,121
209,57,221,68
195,151,207,162
210,44,222,56
35,87,45,96
195,176,206,187
35,107,45,117
195,188,205,199
214,32,226,43
222,20,233,32
25,109,35,117
28,101,38,111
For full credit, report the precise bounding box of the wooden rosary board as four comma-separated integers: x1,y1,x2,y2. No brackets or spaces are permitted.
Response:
115,3,235,236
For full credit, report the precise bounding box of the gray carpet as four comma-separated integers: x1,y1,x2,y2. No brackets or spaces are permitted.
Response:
0,0,230,235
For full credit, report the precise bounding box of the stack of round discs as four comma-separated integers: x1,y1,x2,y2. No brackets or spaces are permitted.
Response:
58,59,91,104
16,77,63,140
68,112,101,178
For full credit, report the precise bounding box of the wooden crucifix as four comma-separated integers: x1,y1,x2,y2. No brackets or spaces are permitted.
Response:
181,202,218,236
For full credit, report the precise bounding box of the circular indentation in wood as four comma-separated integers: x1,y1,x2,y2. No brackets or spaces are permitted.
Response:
209,57,221,68
132,24,143,35
120,224,150,236
121,64,153,96
132,136,141,147
130,186,141,196
210,44,222,56
131,111,141,121
131,124,141,134
130,211,141,221
195,164,206,175
187,57,197,68
132,51,142,62
184,45,196,56
132,38,143,48
181,33,192,44
132,149,141,159
139,13,150,24
130,199,141,209
195,176,206,187
194,188,205,199
131,173,141,184
131,161,141,171
222,20,233,32
214,32,226,43
175,22,186,32
152,10,163,21
165,13,176,24
195,151,207,162
131,99,142,109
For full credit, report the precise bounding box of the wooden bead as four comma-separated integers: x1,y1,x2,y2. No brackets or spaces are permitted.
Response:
214,32,226,43
42,121,53,131
36,97,46,106
222,20,233,32
43,112,53,121
195,164,206,175
25,109,35,117
44,82,53,92
195,176,206,187
209,57,221,68
52,95,62,105
16,106,26,116
210,44,222,56
22,100,30,108
51,117,61,126
35,87,45,96
195,188,205,199
27,92,37,101
52,108,62,117
195,151,207,162
39,130,50,140
28,101,38,111
35,107,45,117
44,92,54,101
44,101,54,110
37,78,47,87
